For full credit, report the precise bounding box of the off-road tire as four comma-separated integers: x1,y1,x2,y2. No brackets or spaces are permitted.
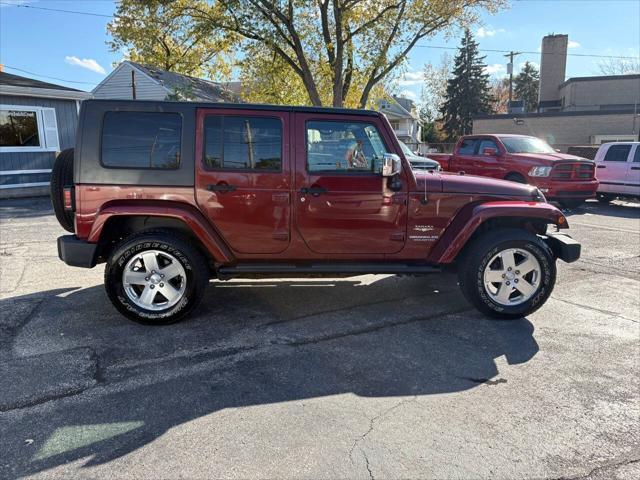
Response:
505,173,527,184
457,228,556,320
104,231,209,325
50,148,75,232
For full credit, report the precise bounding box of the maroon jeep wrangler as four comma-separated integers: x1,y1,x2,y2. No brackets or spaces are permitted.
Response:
51,100,579,324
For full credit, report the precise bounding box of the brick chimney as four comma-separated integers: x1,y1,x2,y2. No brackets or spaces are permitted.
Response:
538,34,568,112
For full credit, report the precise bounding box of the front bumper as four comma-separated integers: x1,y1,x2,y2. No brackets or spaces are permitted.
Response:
534,179,599,200
57,235,98,268
543,232,581,263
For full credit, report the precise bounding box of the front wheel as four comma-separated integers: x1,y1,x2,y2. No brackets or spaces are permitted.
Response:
596,193,614,204
559,199,585,209
457,229,556,320
104,231,209,325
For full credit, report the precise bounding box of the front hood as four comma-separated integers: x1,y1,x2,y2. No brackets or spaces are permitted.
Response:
436,172,538,198
512,153,591,163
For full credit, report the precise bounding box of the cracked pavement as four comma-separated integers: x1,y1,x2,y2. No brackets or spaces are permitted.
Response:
0,197,638,479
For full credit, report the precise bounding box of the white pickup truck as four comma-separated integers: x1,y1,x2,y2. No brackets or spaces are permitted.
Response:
594,142,640,203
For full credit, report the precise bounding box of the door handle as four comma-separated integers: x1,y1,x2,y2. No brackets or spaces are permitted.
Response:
596,165,606,169
300,186,328,196
207,183,237,193
631,166,640,170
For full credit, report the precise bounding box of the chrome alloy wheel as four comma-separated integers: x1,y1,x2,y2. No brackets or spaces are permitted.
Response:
122,250,187,311
483,248,541,306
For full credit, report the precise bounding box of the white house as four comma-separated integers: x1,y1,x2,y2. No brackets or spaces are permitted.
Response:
377,95,423,151
92,61,239,102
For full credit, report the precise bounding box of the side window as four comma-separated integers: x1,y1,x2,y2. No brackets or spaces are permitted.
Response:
477,139,499,154
306,120,387,173
603,144,632,162
101,112,181,169
458,139,477,155
634,146,640,163
203,116,282,171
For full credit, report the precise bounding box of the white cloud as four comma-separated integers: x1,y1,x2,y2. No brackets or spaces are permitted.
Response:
568,40,580,49
399,89,418,100
484,63,506,76
476,27,505,38
398,71,423,86
0,0,33,7
65,56,106,75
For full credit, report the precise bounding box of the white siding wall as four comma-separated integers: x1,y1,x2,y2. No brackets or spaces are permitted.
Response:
92,64,167,100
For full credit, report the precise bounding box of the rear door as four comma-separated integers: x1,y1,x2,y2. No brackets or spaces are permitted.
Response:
195,108,291,254
597,144,632,195
293,113,407,255
453,138,479,175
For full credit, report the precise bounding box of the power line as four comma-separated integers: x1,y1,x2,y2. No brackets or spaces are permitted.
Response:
2,66,97,86
415,44,639,60
1,0,637,61
0,1,113,18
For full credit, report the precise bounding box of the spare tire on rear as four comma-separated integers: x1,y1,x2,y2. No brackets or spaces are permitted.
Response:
50,148,75,233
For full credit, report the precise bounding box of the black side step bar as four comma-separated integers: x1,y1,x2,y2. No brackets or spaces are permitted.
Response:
217,263,441,275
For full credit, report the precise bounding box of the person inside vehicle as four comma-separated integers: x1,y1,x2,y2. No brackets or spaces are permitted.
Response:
345,138,369,169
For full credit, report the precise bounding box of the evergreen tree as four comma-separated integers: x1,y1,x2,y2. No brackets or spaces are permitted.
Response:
514,62,540,112
439,30,494,140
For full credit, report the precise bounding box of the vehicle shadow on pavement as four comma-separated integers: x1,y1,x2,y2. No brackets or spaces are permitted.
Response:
0,276,539,477
560,200,640,219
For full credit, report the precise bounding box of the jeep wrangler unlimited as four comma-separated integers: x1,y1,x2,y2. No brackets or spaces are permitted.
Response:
52,100,580,324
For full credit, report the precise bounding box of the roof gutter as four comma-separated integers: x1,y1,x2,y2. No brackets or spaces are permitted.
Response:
0,84,93,100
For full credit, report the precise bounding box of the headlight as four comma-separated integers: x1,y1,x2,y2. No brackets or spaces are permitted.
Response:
528,166,552,177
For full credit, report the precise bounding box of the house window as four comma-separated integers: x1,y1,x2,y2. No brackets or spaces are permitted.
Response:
0,106,60,153
389,120,400,130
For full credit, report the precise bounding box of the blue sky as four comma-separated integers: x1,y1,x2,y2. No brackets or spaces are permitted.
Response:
1,0,639,101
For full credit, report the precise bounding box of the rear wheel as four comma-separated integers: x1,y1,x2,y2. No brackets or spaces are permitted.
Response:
457,228,556,319
104,231,209,325
50,148,75,232
596,193,614,204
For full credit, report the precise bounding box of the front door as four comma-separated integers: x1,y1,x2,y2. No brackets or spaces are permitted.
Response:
195,109,291,254
627,144,640,196
293,113,407,255
472,138,504,178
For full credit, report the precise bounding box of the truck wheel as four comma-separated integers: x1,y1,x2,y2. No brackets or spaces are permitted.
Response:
596,193,614,204
504,173,527,184
559,199,584,209
50,148,75,233
457,228,556,320
104,231,209,325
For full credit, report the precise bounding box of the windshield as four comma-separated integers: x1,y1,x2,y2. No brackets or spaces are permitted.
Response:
398,140,414,156
500,136,556,154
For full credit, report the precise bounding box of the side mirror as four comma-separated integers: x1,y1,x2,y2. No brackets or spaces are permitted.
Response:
381,153,402,177
483,147,498,156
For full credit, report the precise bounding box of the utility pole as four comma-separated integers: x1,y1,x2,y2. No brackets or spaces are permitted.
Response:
504,51,522,112
131,70,137,100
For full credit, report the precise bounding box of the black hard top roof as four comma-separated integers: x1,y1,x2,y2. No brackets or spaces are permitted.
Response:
83,99,381,117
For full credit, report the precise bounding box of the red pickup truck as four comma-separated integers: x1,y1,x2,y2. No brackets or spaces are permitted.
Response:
428,135,598,208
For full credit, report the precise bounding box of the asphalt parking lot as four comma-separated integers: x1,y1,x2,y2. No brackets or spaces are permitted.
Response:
1,197,638,479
